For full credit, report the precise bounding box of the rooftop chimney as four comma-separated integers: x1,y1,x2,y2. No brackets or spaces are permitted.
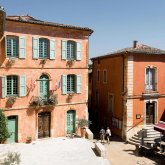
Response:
0,6,4,11
133,40,138,48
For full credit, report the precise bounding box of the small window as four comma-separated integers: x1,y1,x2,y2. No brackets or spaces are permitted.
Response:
6,36,19,58
103,70,107,83
108,94,114,115
67,41,76,60
7,76,18,96
97,70,100,82
96,90,99,106
67,75,75,93
145,67,157,91
39,38,49,58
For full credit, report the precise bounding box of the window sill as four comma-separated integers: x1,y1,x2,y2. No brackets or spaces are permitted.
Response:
142,92,159,99
143,90,158,94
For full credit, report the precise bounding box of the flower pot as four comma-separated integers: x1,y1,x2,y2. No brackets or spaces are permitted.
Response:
81,127,86,138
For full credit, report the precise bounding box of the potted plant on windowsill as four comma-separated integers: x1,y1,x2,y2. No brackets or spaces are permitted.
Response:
7,96,16,105
40,59,47,65
66,59,75,67
67,93,74,103
26,136,32,144
30,96,44,107
77,118,92,138
6,58,15,67
48,94,58,105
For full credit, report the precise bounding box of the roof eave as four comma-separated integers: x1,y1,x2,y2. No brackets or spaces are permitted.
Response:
91,51,165,61
6,18,93,36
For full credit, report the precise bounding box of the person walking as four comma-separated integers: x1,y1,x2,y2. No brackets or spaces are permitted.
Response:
106,127,111,144
100,127,105,143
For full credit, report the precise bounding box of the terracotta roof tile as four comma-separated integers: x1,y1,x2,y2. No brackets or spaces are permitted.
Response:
112,43,165,55
6,15,93,35
91,42,165,60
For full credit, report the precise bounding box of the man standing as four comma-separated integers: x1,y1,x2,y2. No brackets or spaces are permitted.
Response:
106,127,111,144
100,127,105,143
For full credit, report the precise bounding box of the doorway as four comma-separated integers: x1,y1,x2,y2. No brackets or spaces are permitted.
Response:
146,102,155,124
7,116,18,143
67,110,75,134
38,112,51,138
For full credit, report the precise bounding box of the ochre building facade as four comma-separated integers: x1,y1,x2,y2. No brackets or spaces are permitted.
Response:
91,41,165,140
0,8,93,143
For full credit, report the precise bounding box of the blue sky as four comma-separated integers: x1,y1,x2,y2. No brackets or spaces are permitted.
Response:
1,0,165,59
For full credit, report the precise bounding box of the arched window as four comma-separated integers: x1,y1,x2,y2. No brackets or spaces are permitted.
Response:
40,75,49,100
7,75,18,96
145,67,157,91
39,38,49,58
67,41,76,60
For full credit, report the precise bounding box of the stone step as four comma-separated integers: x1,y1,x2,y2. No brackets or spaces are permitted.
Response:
129,138,140,144
128,139,140,146
128,124,163,148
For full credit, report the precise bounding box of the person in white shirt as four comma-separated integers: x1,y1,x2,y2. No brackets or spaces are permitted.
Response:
106,127,111,144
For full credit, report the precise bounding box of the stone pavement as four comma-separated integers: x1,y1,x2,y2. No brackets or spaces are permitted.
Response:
102,137,165,165
0,137,109,165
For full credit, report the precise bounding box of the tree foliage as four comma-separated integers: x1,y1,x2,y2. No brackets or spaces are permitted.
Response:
0,109,10,143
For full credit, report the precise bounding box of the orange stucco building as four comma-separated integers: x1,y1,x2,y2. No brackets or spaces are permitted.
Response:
0,7,93,143
91,41,165,140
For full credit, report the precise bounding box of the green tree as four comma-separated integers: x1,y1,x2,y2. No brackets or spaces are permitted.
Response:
0,109,10,143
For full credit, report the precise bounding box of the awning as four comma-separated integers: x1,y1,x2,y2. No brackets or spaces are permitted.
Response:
154,121,165,134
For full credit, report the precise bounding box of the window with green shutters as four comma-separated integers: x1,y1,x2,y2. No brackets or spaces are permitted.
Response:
67,41,76,60
0,75,26,98
33,37,55,59
39,38,49,58
6,36,19,58
7,76,18,96
61,40,81,60
62,74,81,94
67,75,75,93
6,36,26,59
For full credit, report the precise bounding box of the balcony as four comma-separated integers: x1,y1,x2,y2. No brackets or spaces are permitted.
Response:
29,94,58,107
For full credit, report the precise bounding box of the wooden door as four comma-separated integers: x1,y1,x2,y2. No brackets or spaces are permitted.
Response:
7,116,18,143
146,103,155,124
38,112,50,138
67,110,75,134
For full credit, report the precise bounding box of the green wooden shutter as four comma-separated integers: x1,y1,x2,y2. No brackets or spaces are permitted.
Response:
19,36,26,59
19,75,26,97
76,42,81,60
62,75,67,94
61,40,67,60
50,39,55,59
33,37,39,59
76,75,81,93
1,76,6,98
